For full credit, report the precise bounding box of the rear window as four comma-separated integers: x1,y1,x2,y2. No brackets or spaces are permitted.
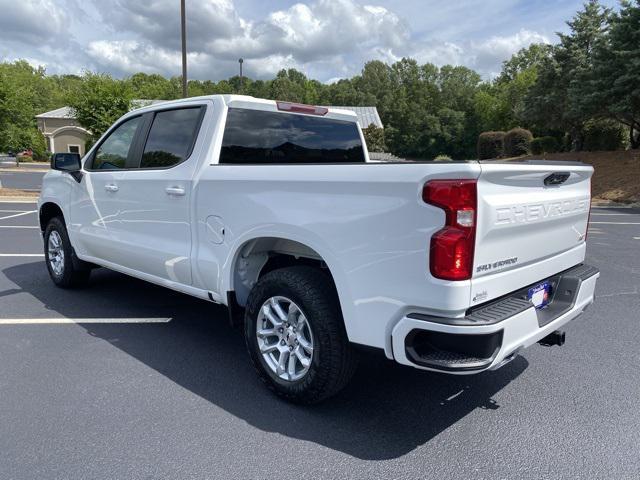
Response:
141,107,203,168
219,108,365,164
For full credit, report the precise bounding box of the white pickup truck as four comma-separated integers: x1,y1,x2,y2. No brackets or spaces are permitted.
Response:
38,95,599,403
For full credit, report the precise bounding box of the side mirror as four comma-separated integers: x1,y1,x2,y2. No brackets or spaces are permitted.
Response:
51,153,81,171
51,153,83,183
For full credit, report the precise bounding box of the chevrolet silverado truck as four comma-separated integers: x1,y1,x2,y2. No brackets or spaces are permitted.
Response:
38,95,600,403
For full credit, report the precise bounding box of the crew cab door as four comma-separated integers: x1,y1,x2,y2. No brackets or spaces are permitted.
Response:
70,114,144,266
71,104,207,285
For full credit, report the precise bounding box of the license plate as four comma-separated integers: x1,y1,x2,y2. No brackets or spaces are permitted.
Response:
528,281,551,309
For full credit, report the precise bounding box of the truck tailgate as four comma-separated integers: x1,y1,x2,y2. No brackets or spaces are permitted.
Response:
471,161,593,304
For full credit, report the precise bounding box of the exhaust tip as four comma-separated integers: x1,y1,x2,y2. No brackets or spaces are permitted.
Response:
538,330,565,347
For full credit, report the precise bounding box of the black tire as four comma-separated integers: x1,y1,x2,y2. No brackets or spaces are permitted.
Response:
244,266,358,404
44,216,91,288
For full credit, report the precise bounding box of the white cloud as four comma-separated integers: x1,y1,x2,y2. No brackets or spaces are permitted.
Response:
87,0,408,79
413,41,465,67
471,29,550,76
0,0,558,81
412,29,550,78
87,40,181,75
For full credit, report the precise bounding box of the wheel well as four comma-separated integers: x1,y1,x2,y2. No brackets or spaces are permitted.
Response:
39,202,64,231
232,237,337,307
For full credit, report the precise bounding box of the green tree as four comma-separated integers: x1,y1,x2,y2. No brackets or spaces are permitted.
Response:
476,43,552,133
67,72,133,140
0,60,60,152
576,0,640,148
496,43,553,84
525,0,611,150
129,72,176,100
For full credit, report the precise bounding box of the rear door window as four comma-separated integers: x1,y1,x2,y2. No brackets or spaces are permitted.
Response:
220,108,365,164
140,107,203,169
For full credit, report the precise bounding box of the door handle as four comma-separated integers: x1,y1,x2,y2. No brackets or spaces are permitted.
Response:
165,186,185,196
104,184,119,192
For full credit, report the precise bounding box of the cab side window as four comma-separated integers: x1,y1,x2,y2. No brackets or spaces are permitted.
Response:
91,116,142,170
140,107,203,169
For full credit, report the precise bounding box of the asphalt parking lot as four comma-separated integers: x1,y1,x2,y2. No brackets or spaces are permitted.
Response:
0,160,47,192
0,171,46,191
0,201,639,479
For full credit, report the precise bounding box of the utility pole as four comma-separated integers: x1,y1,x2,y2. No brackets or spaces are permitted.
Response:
238,58,244,92
180,0,187,98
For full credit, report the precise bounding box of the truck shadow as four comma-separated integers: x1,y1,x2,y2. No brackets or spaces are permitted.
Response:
3,262,528,460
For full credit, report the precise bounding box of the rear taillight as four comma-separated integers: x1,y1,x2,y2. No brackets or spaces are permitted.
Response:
423,179,477,281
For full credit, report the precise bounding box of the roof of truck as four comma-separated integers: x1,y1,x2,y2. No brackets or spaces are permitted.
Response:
128,95,362,124
38,96,382,127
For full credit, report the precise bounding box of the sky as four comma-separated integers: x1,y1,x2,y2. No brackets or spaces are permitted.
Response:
0,0,621,82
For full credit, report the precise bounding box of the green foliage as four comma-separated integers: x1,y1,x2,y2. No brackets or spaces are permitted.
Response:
433,154,452,161
531,136,560,155
496,44,553,84
525,1,611,149
477,131,505,159
504,128,533,156
67,72,133,140
362,125,387,152
575,0,640,148
129,72,177,99
583,119,626,151
269,69,319,104
0,124,46,157
30,129,48,160
0,60,63,152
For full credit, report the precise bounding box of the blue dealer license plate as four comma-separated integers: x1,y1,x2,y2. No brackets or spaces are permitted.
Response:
528,281,551,309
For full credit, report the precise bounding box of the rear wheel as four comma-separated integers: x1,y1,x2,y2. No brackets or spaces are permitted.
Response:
244,266,357,404
44,217,90,288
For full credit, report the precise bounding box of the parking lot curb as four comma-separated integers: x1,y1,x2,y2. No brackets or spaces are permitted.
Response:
0,196,38,203
0,168,50,173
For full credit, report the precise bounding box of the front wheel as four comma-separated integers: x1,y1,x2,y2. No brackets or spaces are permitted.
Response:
44,217,91,288
244,266,357,404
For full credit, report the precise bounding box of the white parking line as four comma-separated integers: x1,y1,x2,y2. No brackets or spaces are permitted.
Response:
0,318,172,325
0,210,36,221
0,254,43,257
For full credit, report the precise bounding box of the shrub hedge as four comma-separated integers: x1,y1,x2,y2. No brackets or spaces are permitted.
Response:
583,120,626,151
531,136,559,155
477,131,505,159
504,128,533,157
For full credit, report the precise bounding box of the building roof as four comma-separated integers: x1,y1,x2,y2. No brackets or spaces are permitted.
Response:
329,106,383,128
36,99,383,128
36,106,74,119
36,99,166,119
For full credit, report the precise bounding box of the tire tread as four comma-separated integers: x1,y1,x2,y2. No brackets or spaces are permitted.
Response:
244,266,357,404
